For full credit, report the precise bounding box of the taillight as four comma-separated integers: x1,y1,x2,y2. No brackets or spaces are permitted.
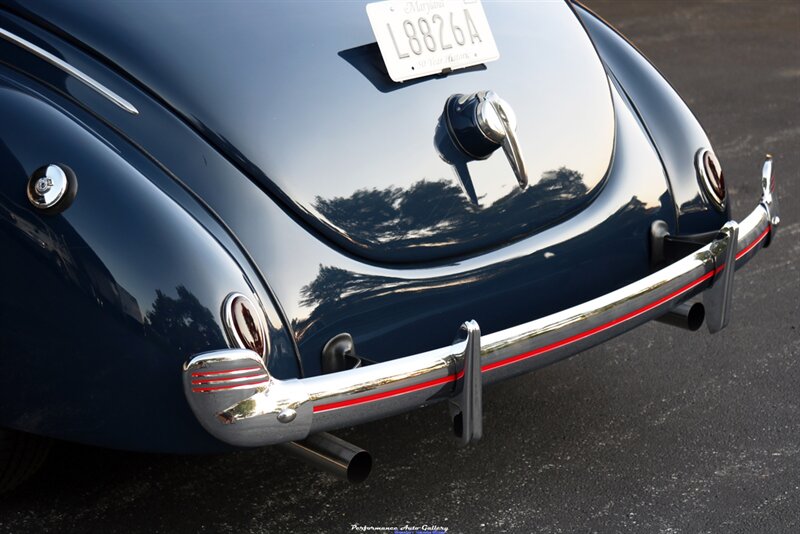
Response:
222,293,268,358
696,148,726,210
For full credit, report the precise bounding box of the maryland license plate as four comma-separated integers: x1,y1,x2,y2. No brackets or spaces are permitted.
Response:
366,0,500,82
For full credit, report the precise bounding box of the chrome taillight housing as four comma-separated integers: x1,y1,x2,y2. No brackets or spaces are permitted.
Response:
696,148,726,210
222,293,269,359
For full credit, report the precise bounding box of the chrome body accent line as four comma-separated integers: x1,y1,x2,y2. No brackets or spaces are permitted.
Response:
0,26,139,115
182,158,778,448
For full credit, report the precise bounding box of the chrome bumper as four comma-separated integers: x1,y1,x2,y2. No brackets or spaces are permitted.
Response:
183,157,780,447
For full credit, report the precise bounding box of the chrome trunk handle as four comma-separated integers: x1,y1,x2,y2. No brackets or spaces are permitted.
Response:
476,90,528,188
443,90,529,192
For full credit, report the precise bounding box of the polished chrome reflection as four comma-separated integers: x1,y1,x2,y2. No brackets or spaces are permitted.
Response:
221,292,269,358
0,26,138,114
703,221,738,333
26,164,68,209
695,148,725,210
476,91,528,188
448,320,482,446
443,89,528,191
761,155,780,232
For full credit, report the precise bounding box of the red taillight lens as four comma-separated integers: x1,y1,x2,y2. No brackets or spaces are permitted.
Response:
697,149,726,210
222,293,268,358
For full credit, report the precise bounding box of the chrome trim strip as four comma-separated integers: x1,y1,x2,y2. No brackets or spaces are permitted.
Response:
0,26,138,115
183,157,779,447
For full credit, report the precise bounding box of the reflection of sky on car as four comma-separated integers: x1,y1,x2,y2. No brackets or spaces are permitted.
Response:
259,1,616,248
257,81,668,365
36,1,614,258
10,1,667,367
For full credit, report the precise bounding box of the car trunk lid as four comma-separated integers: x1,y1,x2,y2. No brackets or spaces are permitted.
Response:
21,0,615,263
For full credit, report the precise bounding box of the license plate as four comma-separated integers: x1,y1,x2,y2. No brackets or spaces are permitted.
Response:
366,0,499,83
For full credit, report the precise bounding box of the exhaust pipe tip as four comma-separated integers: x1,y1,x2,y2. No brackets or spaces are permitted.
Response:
279,432,372,484
656,302,705,331
346,449,372,484
684,302,706,331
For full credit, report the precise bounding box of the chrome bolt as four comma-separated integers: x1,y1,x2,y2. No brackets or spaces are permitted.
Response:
277,408,297,424
35,177,53,195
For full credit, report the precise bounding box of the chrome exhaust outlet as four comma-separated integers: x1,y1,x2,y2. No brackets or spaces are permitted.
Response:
656,302,705,331
278,432,372,484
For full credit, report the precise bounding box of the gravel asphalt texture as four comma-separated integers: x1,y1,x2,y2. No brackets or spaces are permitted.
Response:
1,1,798,533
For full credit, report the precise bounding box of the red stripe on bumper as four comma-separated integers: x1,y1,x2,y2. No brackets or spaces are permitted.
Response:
736,225,770,260
192,380,269,393
481,269,715,373
191,372,268,385
191,366,262,378
313,373,462,413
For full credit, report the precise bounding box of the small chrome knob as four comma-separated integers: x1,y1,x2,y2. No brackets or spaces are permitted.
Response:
26,164,77,213
277,408,297,424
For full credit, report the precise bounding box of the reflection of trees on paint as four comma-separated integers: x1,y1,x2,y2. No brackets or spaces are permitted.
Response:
313,167,589,249
0,137,144,325
146,285,226,355
294,193,653,346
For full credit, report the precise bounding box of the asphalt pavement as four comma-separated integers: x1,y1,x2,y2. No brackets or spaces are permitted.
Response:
1,1,798,533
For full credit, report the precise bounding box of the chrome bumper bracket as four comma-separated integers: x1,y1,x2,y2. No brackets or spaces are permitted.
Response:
761,155,779,246
704,221,739,333
448,320,483,446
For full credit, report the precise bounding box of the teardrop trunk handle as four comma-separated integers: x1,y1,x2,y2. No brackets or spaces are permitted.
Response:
477,91,528,189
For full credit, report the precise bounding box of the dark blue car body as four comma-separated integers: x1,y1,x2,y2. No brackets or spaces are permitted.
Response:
0,1,735,455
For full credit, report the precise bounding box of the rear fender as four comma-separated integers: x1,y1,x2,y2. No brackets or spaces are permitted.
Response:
0,70,295,452
573,2,730,234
